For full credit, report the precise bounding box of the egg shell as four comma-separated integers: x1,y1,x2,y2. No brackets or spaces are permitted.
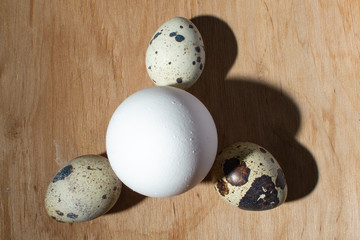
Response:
45,155,122,223
106,86,217,197
212,142,287,211
146,17,205,89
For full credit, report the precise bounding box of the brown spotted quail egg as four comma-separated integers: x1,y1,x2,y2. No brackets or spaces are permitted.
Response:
45,155,122,222
212,142,287,211
145,17,205,89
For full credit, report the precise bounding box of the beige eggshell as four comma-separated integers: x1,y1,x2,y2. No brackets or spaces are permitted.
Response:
145,17,205,89
212,142,287,211
45,155,122,222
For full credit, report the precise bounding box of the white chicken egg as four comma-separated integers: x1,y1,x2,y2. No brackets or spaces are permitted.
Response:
106,86,217,197
145,17,205,89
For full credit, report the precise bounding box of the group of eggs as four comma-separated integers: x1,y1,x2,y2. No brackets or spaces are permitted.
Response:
45,17,287,223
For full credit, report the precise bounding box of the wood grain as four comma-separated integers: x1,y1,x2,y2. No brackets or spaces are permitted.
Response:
1,0,360,239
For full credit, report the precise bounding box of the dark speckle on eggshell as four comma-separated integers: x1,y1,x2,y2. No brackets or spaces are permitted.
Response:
102,194,107,199
67,213,78,219
150,32,161,45
276,168,287,189
56,210,64,216
200,64,203,70
239,175,279,210
189,24,193,28
52,165,73,183
169,32,176,37
51,216,64,223
197,56,201,63
176,78,183,83
259,148,267,153
153,32,161,38
192,61,196,65
216,179,229,196
175,35,185,42
223,158,250,186
195,46,200,52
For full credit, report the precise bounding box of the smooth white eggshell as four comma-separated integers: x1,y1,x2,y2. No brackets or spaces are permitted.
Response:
106,86,217,197
146,17,205,89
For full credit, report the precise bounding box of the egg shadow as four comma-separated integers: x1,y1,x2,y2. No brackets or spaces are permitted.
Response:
190,15,318,202
99,152,147,214
106,184,147,215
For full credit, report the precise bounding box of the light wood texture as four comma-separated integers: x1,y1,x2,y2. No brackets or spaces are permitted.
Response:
1,0,360,239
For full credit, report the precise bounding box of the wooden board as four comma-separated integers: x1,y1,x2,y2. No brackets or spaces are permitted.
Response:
1,0,360,239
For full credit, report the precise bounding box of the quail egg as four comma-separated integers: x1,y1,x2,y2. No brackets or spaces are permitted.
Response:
145,17,205,89
45,155,122,222
212,142,287,211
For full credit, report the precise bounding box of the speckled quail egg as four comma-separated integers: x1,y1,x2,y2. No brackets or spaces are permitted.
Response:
45,155,122,223
145,17,205,89
212,142,287,211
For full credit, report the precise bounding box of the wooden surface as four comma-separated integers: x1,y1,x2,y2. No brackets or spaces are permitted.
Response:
1,0,360,239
